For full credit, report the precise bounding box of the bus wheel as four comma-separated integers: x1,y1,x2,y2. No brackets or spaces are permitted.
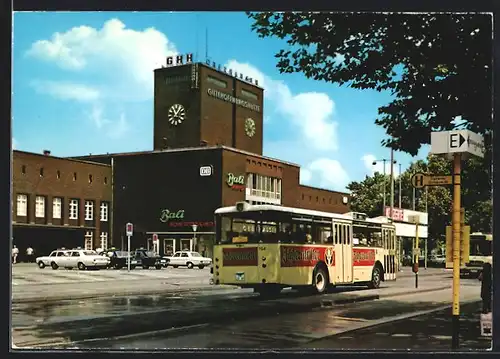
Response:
313,266,329,294
368,265,382,289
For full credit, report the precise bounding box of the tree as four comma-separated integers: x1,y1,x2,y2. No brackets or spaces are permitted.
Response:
247,12,492,156
347,154,491,251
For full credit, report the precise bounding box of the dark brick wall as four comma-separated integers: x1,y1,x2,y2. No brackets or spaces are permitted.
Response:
12,151,112,248
296,185,351,213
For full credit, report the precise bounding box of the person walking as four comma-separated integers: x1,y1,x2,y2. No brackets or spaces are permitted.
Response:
26,246,34,263
12,245,19,264
479,262,492,313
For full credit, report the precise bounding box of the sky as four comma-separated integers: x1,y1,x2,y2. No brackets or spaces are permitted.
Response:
12,12,430,192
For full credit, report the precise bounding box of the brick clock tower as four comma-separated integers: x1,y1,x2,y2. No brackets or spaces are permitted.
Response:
153,56,264,155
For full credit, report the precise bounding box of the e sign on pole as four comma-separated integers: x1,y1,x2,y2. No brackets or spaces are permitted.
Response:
430,129,484,350
126,223,133,272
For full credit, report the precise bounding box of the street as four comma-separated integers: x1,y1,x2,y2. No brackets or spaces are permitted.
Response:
12,265,489,351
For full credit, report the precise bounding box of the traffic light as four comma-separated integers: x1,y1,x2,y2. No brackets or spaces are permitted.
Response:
445,208,470,268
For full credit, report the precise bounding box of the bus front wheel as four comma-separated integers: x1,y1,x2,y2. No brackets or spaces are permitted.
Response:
368,265,382,289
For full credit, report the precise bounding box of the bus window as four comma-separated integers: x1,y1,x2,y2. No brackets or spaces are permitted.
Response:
280,222,294,243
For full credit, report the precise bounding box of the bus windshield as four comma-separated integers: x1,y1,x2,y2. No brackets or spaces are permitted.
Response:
216,211,333,245
470,236,492,256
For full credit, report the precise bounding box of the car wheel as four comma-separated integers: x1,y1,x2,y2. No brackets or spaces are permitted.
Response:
142,265,150,269
77,262,86,270
51,262,59,270
130,265,136,270
198,264,205,269
187,262,194,269
173,265,178,268
155,265,162,270
114,263,121,269
38,261,46,269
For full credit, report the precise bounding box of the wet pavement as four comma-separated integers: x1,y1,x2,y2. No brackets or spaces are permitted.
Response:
12,273,464,348
51,280,481,350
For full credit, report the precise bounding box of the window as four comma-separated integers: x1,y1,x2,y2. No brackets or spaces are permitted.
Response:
85,200,94,220
241,88,258,101
246,173,282,204
52,197,62,219
16,194,27,216
100,232,108,251
85,231,93,250
35,196,45,218
89,174,93,184
21,165,26,174
39,168,44,177
69,199,78,219
207,75,227,88
100,202,108,222
73,172,77,181
56,170,61,179
104,176,108,185
181,253,189,257
71,252,81,257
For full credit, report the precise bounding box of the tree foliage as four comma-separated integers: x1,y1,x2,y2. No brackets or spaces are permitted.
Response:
247,12,492,155
347,154,492,249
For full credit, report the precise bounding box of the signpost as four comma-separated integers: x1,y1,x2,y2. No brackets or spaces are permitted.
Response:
430,129,485,350
126,223,133,272
408,214,420,289
411,173,453,189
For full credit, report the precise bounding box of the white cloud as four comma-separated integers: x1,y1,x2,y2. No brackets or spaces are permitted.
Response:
30,80,100,102
306,158,350,191
26,18,177,101
225,60,338,152
300,168,312,184
362,153,400,177
87,104,130,138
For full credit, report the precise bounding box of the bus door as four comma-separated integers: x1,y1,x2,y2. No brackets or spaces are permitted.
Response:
382,226,396,280
333,221,353,283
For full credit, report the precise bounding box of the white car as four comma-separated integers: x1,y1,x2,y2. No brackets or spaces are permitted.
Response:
163,251,212,269
36,249,110,270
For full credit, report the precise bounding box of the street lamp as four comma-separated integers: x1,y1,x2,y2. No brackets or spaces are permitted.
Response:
192,224,198,252
372,154,397,216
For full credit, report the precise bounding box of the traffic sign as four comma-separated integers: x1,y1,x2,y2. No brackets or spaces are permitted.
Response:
126,222,133,236
430,130,485,158
411,173,452,189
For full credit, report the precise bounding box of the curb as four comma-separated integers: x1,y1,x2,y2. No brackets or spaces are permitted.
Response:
305,299,481,346
12,285,239,304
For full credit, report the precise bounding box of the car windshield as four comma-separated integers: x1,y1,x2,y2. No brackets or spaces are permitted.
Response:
190,252,202,257
83,251,97,255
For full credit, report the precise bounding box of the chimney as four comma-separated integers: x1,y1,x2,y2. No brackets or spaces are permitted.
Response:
200,140,208,147
43,150,51,156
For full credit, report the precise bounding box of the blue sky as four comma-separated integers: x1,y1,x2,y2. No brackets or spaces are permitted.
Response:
12,12,429,192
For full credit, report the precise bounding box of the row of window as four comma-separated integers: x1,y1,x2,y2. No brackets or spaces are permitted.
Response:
207,75,259,100
84,231,108,251
19,165,108,184
17,194,109,221
301,193,348,205
246,173,282,200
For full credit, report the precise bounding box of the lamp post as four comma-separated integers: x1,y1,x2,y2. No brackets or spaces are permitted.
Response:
398,163,402,208
192,224,198,252
372,155,397,217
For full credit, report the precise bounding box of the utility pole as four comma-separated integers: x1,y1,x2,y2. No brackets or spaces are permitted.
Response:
390,148,395,219
398,163,402,208
424,184,429,270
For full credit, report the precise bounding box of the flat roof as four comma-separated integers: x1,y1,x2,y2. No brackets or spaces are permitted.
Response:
13,150,111,167
69,145,300,168
299,184,350,196
154,62,264,91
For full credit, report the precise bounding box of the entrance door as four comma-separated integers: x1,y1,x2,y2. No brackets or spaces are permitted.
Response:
180,239,192,251
382,227,396,280
333,221,353,283
164,239,175,256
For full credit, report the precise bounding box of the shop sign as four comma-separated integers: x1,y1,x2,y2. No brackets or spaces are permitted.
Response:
207,88,261,112
226,173,245,191
160,209,185,223
164,53,193,67
205,58,259,87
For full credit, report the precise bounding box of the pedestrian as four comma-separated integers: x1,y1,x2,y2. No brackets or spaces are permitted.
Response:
478,262,492,313
26,246,34,263
12,245,19,264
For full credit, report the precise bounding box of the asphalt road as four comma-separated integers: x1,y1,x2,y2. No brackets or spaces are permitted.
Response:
12,271,458,349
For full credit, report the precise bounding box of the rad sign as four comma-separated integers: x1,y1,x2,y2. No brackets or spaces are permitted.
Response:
226,173,245,190
430,130,485,159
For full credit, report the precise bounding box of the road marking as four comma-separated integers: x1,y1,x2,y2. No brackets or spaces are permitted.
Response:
329,315,368,322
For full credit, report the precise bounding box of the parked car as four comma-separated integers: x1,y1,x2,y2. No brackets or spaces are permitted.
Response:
37,249,110,270
133,249,163,269
104,250,138,269
163,251,212,269
430,254,446,267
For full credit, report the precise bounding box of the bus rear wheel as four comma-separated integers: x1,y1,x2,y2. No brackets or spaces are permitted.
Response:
368,266,382,289
313,266,329,294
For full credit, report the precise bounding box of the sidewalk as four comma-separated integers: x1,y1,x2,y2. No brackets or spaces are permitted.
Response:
303,300,490,351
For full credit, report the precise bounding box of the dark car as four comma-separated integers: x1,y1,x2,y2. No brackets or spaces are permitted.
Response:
104,250,137,269
133,249,163,270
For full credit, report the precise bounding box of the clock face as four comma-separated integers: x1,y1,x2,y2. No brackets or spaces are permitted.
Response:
167,104,186,126
245,118,256,137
